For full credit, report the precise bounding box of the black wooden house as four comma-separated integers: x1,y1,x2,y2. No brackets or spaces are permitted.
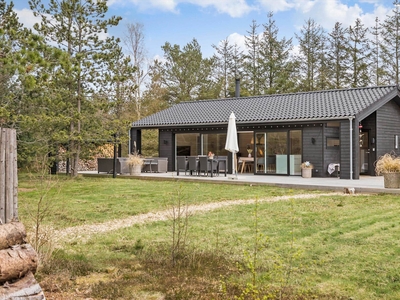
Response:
130,85,400,179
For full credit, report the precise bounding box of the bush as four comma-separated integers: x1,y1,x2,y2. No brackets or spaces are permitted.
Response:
375,153,400,175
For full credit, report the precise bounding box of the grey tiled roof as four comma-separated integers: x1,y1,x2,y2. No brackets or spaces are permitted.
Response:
132,85,399,128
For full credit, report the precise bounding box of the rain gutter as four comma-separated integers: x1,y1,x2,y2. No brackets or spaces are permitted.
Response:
131,116,355,129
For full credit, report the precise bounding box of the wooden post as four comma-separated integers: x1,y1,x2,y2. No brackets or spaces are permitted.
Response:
0,128,45,298
0,128,18,224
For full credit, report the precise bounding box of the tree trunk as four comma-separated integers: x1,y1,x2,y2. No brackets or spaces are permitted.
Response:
0,222,26,250
0,271,44,300
0,244,38,284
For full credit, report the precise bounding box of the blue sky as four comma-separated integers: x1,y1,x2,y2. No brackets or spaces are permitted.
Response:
9,0,397,59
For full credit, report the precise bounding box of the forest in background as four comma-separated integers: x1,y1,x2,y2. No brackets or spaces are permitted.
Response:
2,0,400,175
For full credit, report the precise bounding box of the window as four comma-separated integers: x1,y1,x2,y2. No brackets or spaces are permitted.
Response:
327,137,340,148
326,122,340,127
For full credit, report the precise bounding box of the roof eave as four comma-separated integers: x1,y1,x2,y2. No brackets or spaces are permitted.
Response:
131,116,355,129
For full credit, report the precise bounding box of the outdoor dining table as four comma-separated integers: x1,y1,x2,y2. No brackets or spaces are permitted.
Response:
239,157,254,173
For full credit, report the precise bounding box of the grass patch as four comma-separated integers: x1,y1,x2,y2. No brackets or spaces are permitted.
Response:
17,175,400,299
18,174,305,229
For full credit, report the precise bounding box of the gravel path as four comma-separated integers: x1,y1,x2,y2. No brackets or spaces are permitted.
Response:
55,192,341,243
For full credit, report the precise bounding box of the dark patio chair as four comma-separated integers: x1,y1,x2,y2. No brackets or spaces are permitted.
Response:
216,156,227,176
176,156,188,176
198,156,217,176
187,156,199,175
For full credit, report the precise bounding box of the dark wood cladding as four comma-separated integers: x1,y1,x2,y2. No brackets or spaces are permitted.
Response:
159,131,174,171
376,101,400,158
302,127,324,177
324,126,341,177
339,120,355,179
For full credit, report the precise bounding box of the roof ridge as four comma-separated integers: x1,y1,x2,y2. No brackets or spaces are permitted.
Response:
176,85,399,105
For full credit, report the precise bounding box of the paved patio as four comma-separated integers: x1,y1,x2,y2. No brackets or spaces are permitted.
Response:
83,170,400,194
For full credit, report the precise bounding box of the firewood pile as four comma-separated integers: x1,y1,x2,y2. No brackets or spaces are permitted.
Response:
0,222,45,300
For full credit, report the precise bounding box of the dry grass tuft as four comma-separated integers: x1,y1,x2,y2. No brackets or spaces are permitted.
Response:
375,153,400,175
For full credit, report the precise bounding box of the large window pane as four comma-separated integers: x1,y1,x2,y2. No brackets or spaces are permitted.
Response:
176,133,200,156
255,133,266,173
290,130,302,175
268,132,287,174
202,133,228,156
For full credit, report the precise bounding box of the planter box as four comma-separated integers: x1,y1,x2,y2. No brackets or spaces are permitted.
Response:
383,173,400,188
130,164,142,176
301,168,312,178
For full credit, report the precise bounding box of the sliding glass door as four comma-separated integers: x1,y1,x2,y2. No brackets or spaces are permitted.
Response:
255,130,302,175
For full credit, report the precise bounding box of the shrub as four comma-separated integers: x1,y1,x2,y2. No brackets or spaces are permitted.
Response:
375,153,400,175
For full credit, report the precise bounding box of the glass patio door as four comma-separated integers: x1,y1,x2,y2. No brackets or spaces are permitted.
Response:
289,130,302,175
255,130,302,175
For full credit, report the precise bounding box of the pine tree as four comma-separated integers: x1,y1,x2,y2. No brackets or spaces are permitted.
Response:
327,22,349,89
370,17,385,86
243,20,262,96
158,39,216,103
29,0,122,176
295,18,325,91
259,12,293,94
212,38,235,98
348,18,371,87
380,0,400,85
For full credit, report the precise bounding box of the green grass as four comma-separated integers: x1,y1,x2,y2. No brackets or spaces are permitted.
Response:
18,173,305,229
18,174,400,299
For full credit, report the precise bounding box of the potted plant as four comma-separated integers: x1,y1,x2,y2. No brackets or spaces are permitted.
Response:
300,161,313,178
375,153,400,188
128,151,144,175
246,144,253,157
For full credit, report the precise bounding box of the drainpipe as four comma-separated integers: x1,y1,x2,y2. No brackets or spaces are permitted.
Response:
128,128,131,154
349,117,355,180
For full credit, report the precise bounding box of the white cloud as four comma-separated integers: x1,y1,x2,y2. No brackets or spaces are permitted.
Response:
110,0,253,17
288,0,392,34
310,0,363,28
227,32,246,52
256,0,295,12
190,0,254,17
14,8,39,29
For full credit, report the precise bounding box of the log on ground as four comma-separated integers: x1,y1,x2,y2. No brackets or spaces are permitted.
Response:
0,244,37,284
0,271,45,300
0,222,26,251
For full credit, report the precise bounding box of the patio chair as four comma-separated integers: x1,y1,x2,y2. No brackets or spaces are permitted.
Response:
198,156,217,176
187,156,199,175
256,157,265,172
216,156,227,176
176,156,188,176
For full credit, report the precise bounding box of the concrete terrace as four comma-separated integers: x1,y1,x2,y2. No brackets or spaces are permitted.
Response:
81,171,400,194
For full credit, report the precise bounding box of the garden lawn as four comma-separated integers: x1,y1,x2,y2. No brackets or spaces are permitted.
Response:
18,175,400,299
18,174,307,229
